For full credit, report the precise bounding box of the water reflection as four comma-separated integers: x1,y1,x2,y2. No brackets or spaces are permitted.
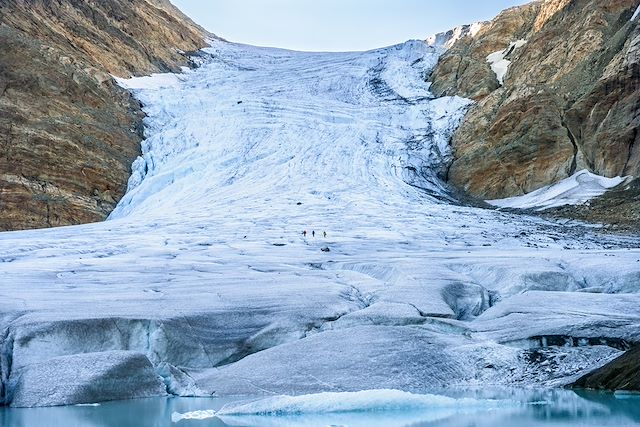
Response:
1,389,640,427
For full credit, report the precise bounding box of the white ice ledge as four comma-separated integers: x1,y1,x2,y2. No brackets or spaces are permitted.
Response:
488,169,628,211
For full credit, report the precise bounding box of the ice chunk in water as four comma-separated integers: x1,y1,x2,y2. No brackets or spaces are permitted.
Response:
217,389,512,415
171,409,216,422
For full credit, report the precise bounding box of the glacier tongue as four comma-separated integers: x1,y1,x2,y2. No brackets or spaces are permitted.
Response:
109,39,470,221
1,39,640,407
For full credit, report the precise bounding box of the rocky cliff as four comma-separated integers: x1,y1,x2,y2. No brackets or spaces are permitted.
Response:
572,346,640,390
0,0,208,230
430,0,640,200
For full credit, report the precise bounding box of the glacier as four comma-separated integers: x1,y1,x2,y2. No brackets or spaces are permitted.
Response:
1,39,640,407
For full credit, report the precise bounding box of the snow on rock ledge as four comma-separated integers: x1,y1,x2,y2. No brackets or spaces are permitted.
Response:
488,170,627,211
426,23,484,49
113,73,185,90
486,39,527,85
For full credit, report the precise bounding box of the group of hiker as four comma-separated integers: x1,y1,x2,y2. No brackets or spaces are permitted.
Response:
302,230,327,238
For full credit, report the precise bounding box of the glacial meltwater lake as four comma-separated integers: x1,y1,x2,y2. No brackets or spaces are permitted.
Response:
2,389,640,427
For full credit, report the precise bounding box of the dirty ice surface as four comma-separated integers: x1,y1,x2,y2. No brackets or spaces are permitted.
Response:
488,169,628,211
1,39,640,407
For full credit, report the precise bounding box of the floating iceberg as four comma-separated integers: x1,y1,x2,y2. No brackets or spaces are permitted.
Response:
171,409,216,422
217,389,512,415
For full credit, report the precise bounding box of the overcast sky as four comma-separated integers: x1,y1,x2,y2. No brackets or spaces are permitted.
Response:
172,0,532,52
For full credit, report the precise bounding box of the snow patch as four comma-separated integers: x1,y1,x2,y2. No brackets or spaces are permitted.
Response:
114,73,185,90
469,23,484,37
426,23,483,49
488,170,627,211
486,39,527,85
632,5,640,21
216,389,511,415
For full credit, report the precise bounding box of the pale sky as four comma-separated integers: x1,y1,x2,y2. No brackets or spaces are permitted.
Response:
172,0,532,52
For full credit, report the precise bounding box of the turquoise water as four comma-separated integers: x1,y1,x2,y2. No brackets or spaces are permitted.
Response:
2,389,640,427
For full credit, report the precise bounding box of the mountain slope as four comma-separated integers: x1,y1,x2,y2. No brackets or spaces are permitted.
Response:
0,0,208,231
430,0,640,200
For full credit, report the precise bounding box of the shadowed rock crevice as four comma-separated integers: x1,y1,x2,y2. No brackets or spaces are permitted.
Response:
561,117,580,176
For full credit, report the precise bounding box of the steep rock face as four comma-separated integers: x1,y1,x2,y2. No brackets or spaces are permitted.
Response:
430,0,640,199
429,2,541,100
572,346,640,390
0,0,208,230
0,26,144,229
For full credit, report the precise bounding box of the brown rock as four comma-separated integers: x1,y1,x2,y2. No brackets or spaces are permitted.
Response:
430,0,640,199
572,346,640,391
429,2,541,100
0,0,209,231
449,92,575,197
0,0,209,77
565,24,640,178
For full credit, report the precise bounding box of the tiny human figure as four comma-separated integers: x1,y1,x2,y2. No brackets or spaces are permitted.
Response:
312,231,315,237
323,231,327,238
303,230,307,237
